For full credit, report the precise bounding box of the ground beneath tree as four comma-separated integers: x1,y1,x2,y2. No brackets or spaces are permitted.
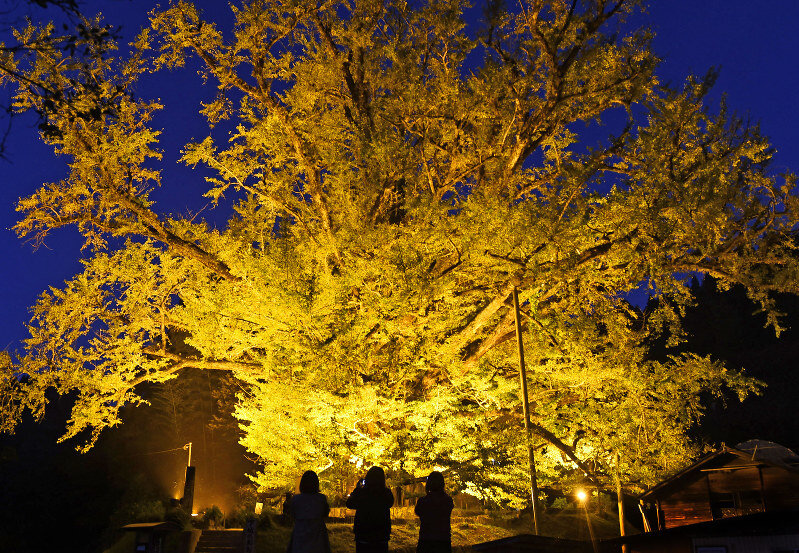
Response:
257,511,623,553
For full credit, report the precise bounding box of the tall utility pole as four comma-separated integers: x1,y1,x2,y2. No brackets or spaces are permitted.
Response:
615,453,628,553
513,287,540,535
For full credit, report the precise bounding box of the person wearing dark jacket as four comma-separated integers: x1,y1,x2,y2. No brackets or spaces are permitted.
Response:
346,466,395,553
287,470,331,553
414,471,454,553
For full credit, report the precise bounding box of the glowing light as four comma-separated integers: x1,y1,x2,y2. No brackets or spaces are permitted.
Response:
576,489,587,502
255,502,263,515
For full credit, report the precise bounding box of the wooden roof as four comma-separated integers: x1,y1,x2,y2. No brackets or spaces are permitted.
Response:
639,443,799,501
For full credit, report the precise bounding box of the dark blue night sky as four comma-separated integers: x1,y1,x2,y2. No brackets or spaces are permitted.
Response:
1,0,798,352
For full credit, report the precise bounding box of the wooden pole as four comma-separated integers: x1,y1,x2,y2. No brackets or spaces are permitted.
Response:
638,501,652,533
615,453,628,553
513,287,540,535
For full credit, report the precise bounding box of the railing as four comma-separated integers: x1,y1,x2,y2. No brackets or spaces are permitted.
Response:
328,507,499,522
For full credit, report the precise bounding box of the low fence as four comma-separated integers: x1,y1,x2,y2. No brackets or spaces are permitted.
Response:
329,506,418,521
328,507,510,523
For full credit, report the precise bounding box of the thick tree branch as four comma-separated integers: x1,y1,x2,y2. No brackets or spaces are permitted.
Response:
448,278,519,354
529,421,603,487
138,346,263,387
461,309,516,369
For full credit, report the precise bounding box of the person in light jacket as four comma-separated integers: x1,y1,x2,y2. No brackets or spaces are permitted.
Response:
346,466,395,553
287,470,331,553
414,471,454,553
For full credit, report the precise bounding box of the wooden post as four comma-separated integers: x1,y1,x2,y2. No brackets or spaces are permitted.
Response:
638,500,652,532
513,287,540,535
181,466,196,514
615,453,628,553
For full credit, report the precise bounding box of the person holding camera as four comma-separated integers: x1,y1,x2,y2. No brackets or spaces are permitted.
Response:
346,466,395,553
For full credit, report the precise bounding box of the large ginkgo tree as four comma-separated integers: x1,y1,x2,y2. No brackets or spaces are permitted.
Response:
1,0,797,505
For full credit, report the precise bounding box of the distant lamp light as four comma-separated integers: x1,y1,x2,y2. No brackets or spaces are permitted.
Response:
576,489,588,503
255,502,263,515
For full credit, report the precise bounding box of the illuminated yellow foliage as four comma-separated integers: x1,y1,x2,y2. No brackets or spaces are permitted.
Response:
0,0,796,502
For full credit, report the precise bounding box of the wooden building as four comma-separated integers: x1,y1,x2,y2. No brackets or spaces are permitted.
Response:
472,510,799,553
604,508,799,553
638,440,799,531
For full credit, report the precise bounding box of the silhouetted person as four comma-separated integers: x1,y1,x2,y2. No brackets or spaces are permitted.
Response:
415,471,454,553
287,471,331,553
346,466,395,553
281,491,294,525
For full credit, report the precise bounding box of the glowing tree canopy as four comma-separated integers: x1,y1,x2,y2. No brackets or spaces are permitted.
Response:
1,0,797,505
